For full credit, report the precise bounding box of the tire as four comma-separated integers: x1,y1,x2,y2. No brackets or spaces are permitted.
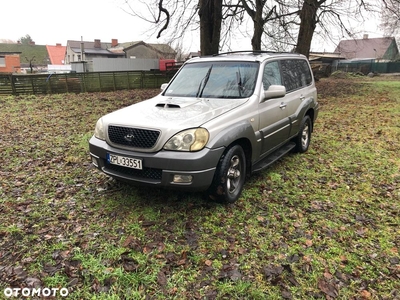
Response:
294,115,312,153
208,145,246,204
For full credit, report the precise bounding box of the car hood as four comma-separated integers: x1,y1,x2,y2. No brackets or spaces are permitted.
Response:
103,96,248,129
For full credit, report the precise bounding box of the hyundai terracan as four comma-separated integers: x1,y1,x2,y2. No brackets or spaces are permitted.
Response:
89,51,319,203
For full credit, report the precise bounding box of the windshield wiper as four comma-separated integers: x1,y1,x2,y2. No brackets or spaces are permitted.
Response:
196,65,213,98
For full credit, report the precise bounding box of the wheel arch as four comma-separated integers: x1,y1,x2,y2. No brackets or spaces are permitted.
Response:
207,121,256,177
303,108,315,132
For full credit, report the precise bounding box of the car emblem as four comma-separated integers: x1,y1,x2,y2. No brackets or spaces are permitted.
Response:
124,132,135,142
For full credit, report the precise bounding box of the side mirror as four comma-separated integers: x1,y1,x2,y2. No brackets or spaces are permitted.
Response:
263,85,286,101
160,83,169,91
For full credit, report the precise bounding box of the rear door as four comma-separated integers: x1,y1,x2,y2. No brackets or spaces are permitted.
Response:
280,59,314,137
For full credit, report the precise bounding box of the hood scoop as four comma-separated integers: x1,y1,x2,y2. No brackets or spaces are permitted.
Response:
155,98,202,109
156,103,181,108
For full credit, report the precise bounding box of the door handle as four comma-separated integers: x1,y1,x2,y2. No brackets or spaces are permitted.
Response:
279,102,287,109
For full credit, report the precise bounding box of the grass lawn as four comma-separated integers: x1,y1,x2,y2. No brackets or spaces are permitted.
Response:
0,76,399,299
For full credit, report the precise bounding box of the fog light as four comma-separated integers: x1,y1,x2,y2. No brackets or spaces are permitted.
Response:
91,156,99,167
173,174,193,183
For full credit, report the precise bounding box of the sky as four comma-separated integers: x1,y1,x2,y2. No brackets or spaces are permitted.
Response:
0,0,191,47
1,0,385,53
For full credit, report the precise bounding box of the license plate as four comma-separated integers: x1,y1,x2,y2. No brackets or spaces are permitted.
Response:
107,153,142,170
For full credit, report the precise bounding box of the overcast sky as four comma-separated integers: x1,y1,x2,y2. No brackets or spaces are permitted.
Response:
0,0,183,45
1,0,384,53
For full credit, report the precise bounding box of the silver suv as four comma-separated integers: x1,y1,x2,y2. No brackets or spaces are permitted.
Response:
89,51,319,203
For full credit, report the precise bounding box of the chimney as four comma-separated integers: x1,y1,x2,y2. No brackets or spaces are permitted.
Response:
56,43,61,47
111,39,118,47
94,39,101,48
363,34,369,39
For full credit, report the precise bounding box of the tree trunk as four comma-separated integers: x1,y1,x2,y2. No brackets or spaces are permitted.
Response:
251,0,264,51
295,0,320,57
198,0,223,55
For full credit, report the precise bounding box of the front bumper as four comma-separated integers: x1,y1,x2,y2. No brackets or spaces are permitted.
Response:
89,136,225,191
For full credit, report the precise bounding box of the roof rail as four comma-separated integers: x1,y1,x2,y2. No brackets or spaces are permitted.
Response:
213,50,296,56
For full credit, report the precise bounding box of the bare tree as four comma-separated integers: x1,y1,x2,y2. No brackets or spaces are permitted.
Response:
234,0,299,51
380,0,400,36
121,0,199,47
121,0,375,58
121,0,223,55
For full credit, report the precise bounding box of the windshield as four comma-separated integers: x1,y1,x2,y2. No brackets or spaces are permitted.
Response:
164,61,259,99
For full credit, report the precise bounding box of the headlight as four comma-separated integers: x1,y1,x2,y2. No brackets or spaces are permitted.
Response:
94,118,106,140
164,128,209,151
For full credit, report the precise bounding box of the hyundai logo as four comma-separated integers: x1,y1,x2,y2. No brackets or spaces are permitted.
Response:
124,132,135,142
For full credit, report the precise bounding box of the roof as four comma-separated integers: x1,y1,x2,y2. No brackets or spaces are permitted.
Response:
46,44,66,64
334,36,397,60
122,41,176,56
0,43,49,65
67,40,125,57
309,52,346,61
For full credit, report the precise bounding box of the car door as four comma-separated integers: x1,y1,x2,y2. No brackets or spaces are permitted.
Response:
281,59,314,137
258,61,290,157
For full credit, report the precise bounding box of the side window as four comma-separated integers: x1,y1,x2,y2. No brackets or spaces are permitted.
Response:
298,60,312,86
262,61,282,90
281,59,312,92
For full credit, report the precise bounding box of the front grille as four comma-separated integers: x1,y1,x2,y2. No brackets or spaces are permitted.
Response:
108,126,160,148
105,164,162,181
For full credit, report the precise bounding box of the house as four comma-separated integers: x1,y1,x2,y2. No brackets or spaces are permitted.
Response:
334,35,399,61
46,43,72,73
64,39,125,64
65,39,176,72
119,41,176,59
46,43,66,64
0,51,21,73
0,42,49,72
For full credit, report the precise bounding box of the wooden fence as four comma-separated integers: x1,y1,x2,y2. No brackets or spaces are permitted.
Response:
0,70,176,95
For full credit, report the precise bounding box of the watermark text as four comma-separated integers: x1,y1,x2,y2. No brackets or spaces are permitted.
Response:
4,287,69,298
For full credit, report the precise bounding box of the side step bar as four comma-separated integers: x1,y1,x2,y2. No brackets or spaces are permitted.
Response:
252,142,296,173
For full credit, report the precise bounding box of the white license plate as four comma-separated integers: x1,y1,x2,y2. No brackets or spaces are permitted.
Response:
107,153,142,170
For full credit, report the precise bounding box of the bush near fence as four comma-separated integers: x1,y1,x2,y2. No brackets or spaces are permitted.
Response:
0,70,176,95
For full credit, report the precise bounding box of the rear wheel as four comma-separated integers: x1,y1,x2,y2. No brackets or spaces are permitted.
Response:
208,145,246,203
294,115,312,153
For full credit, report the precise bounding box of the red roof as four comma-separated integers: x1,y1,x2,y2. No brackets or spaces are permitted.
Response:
46,44,66,65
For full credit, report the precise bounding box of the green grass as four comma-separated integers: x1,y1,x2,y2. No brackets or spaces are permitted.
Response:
0,78,399,299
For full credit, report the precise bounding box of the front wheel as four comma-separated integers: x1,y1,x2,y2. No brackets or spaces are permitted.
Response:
294,115,312,153
208,145,246,204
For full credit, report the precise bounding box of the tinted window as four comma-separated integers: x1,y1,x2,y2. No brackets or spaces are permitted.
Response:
262,61,282,90
281,59,312,92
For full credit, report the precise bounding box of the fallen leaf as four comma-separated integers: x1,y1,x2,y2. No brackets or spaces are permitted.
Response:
305,239,313,247
204,259,213,266
157,271,167,286
360,290,371,299
318,278,339,298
